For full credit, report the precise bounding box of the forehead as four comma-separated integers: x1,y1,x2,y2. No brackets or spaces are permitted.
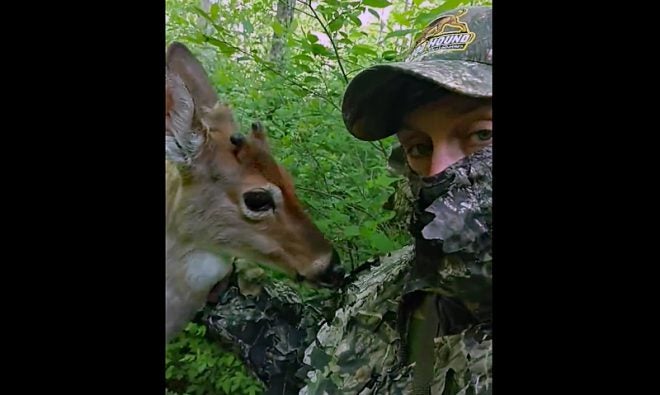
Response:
245,145,303,210
232,137,294,191
411,93,490,117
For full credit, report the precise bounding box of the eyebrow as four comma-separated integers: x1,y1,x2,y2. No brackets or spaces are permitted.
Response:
400,101,491,132
397,125,427,140
455,98,491,113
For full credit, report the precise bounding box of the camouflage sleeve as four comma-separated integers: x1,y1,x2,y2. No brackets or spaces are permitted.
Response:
202,268,332,395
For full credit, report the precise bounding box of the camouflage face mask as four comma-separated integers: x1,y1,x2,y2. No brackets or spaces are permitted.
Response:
405,145,492,326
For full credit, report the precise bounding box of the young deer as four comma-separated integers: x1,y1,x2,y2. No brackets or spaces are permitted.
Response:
165,42,344,342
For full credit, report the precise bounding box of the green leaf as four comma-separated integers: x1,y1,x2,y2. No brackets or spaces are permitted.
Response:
191,7,227,34
242,18,254,34
317,4,333,21
352,44,377,57
380,210,396,222
165,365,174,379
311,43,330,56
183,34,204,44
344,225,360,237
272,21,284,35
437,0,467,14
307,33,319,43
368,8,380,20
304,76,322,84
169,13,185,25
374,174,398,187
210,3,219,20
293,54,314,63
348,14,362,26
205,36,236,56
359,222,375,238
297,63,313,73
385,29,416,39
328,17,345,32
362,0,391,8
391,11,410,26
381,50,398,60
416,1,467,26
370,232,394,253
221,380,231,393
339,37,353,45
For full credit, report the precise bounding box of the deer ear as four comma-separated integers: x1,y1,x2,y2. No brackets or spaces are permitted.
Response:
166,42,219,111
166,70,202,165
165,42,218,165
166,70,193,137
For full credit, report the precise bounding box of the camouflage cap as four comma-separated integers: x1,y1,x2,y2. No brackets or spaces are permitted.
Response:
342,6,492,141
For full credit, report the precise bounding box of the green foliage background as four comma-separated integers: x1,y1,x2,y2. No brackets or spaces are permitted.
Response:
165,0,490,393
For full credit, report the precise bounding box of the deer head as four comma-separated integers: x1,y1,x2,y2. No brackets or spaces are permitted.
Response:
165,42,344,289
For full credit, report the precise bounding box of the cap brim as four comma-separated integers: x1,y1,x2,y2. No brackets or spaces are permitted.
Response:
342,59,492,141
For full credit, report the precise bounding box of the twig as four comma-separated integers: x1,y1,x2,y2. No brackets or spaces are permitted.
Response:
300,142,332,193
296,186,343,199
301,0,349,84
370,141,389,159
293,6,315,19
378,140,389,158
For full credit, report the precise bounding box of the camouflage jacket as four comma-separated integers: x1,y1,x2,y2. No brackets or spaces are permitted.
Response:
204,147,492,395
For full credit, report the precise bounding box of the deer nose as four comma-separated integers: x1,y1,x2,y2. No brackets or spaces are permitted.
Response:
317,249,345,288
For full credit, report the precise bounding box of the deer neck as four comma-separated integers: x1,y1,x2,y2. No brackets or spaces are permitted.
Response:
166,233,233,293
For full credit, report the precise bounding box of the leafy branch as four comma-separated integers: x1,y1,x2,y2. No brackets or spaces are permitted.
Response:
298,0,349,84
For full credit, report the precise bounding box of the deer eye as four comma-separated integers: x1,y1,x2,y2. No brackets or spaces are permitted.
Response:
243,190,275,212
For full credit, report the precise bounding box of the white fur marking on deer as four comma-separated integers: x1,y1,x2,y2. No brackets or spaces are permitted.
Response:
165,42,345,343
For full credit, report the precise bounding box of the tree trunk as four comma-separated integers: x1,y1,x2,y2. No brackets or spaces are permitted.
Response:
197,0,212,33
269,0,296,65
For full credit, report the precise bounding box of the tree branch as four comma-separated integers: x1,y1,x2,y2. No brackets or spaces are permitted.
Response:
293,6,315,19
300,0,349,84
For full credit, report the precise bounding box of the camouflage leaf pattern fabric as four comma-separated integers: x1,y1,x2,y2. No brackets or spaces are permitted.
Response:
406,146,492,324
301,246,415,395
204,273,334,395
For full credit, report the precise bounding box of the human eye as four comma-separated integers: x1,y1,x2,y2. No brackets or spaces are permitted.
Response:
465,119,492,146
469,129,492,143
406,143,433,158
